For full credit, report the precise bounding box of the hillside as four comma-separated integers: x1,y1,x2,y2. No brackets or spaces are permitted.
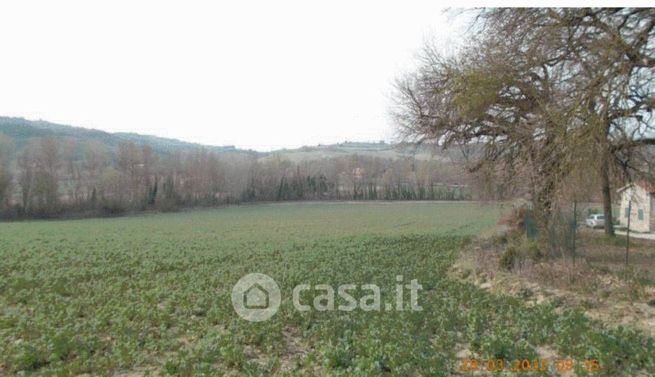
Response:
0,116,465,162
0,117,241,156
261,142,454,162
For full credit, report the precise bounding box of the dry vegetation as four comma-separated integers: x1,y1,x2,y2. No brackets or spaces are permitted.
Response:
451,208,655,339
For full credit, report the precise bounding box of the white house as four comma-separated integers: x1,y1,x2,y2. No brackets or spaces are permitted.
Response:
617,181,655,233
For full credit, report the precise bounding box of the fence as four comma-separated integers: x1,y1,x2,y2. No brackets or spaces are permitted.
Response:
523,201,642,268
523,203,581,263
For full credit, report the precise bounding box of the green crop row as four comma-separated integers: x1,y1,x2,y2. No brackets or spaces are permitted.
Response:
0,203,652,375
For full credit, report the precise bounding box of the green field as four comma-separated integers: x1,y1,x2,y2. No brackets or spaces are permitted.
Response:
1,202,653,376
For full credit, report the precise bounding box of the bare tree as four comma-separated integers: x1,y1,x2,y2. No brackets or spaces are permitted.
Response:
0,133,15,208
82,140,109,205
477,8,655,235
393,8,655,235
393,40,570,227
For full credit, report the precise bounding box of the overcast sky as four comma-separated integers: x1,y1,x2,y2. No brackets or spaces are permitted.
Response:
0,1,472,150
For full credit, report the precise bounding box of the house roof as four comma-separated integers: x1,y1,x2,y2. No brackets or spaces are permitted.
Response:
617,180,655,194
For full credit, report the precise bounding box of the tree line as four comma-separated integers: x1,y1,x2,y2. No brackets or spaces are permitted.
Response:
0,134,472,219
393,8,655,237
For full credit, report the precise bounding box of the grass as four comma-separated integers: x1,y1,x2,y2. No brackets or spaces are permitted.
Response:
0,202,654,376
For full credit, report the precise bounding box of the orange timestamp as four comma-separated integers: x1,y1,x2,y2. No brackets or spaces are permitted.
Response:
459,357,601,373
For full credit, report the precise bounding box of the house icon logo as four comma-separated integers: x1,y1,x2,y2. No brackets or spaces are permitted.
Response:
231,273,280,322
244,283,269,309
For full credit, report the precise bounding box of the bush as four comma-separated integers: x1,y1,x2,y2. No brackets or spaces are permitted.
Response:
499,245,519,270
523,239,543,261
491,232,508,246
99,199,127,216
499,238,545,271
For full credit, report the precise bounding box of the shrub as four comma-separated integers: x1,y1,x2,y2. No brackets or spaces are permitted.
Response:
99,199,127,215
499,245,519,270
491,232,508,246
523,239,543,262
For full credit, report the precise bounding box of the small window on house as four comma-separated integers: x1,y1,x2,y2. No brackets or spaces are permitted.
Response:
638,209,644,220
625,207,630,218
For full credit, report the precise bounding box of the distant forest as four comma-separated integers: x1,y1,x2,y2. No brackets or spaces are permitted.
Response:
0,119,474,219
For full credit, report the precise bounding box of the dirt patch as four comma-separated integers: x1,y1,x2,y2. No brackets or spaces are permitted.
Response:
451,235,655,338
581,229,655,281
279,325,309,372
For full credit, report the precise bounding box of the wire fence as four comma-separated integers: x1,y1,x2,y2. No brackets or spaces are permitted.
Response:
523,201,642,269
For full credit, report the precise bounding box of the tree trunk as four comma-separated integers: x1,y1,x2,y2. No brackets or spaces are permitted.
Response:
600,151,615,236
599,115,615,237
533,179,554,231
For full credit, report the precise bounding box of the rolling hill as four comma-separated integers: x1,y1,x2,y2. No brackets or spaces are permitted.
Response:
0,117,241,156
0,116,463,162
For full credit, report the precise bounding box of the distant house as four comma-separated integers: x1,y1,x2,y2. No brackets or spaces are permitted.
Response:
352,167,366,179
617,181,655,233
